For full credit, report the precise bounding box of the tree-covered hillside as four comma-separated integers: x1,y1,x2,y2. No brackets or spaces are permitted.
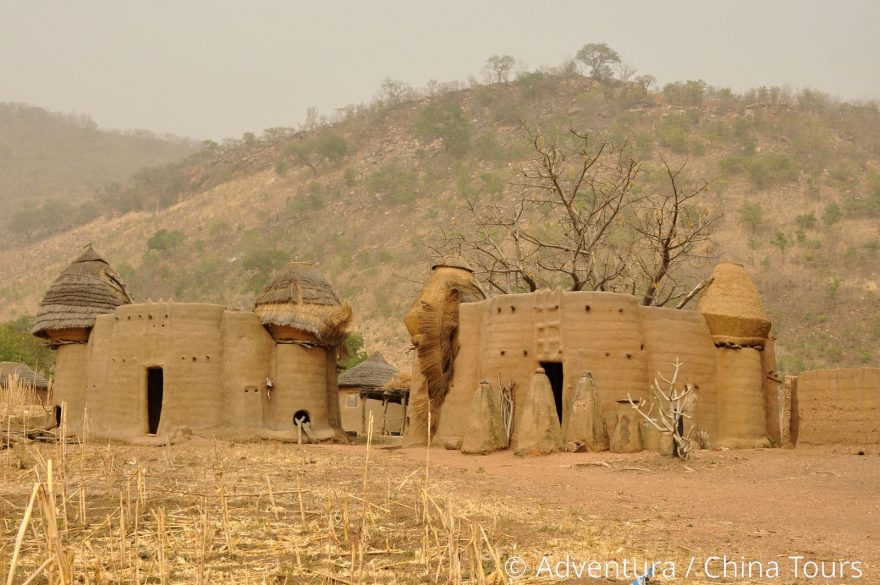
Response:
1,50,878,374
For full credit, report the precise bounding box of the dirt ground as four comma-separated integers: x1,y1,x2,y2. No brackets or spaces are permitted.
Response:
1,432,877,584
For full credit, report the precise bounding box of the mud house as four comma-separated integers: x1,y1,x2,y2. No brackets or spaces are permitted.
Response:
338,353,409,436
404,259,783,454
33,248,351,442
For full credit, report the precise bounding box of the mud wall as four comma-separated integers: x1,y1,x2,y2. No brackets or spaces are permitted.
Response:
86,303,227,439
221,311,274,428
55,302,339,442
795,368,880,445
270,344,333,438
54,343,89,434
636,306,719,439
339,390,363,434
434,291,724,447
714,347,769,448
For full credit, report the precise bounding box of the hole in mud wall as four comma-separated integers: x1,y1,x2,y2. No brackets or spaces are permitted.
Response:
540,361,564,423
147,367,164,434
54,405,62,427
293,410,311,426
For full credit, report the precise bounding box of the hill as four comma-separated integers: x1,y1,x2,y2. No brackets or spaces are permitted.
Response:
0,102,197,235
0,70,878,374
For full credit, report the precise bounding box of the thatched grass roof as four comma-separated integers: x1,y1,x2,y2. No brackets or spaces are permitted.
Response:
338,353,398,389
253,261,351,345
32,246,133,338
0,362,49,390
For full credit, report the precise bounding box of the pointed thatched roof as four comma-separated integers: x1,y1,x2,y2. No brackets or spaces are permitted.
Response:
253,261,352,345
0,362,49,390
338,353,399,389
32,245,133,338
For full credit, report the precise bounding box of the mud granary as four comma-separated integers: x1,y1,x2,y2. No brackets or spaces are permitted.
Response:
33,246,351,442
404,257,788,453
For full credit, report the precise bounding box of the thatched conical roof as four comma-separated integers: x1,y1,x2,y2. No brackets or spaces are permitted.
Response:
32,246,133,338
0,362,49,390
338,353,399,389
253,261,352,345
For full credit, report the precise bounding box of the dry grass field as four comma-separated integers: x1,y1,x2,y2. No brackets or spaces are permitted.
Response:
2,385,878,584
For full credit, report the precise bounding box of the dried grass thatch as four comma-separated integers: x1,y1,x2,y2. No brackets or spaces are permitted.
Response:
253,262,352,345
338,353,398,389
0,362,49,390
383,370,412,392
32,245,133,339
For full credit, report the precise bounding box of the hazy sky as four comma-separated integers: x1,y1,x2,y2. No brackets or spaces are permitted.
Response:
1,1,878,140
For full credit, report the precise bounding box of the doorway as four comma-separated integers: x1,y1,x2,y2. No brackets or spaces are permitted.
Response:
147,367,164,434
540,361,564,423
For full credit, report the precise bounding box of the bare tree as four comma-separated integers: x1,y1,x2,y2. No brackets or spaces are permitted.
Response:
377,78,415,106
627,359,696,460
635,74,657,94
434,125,720,305
483,55,516,84
615,62,638,83
631,158,721,307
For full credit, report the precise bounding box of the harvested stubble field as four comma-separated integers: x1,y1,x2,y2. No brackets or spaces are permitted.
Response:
1,396,878,584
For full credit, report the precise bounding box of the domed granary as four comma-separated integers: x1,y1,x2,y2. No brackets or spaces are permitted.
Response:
32,245,132,426
254,261,352,345
253,261,352,440
33,251,351,443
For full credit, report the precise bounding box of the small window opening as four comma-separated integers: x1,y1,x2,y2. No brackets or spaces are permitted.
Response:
540,361,564,423
147,367,164,434
293,410,311,426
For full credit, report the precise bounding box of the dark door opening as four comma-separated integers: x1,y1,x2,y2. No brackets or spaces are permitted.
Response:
147,367,164,434
540,361,564,423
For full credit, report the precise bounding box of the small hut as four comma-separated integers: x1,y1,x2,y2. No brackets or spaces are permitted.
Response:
0,361,50,404
32,244,133,343
338,353,409,436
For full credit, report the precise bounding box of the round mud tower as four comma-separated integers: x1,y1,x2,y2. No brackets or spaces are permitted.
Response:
715,347,769,448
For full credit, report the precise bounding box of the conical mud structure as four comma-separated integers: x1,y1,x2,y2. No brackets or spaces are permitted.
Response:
461,380,508,454
33,245,133,433
561,371,608,451
513,368,564,455
696,263,774,448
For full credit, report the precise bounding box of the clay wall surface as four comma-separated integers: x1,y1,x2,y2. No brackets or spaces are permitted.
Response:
86,303,226,439
435,291,722,446
639,306,719,438
221,311,274,427
796,368,880,445
270,344,333,439
435,301,488,442
715,347,768,448
54,344,88,434
339,390,363,434
54,302,339,442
